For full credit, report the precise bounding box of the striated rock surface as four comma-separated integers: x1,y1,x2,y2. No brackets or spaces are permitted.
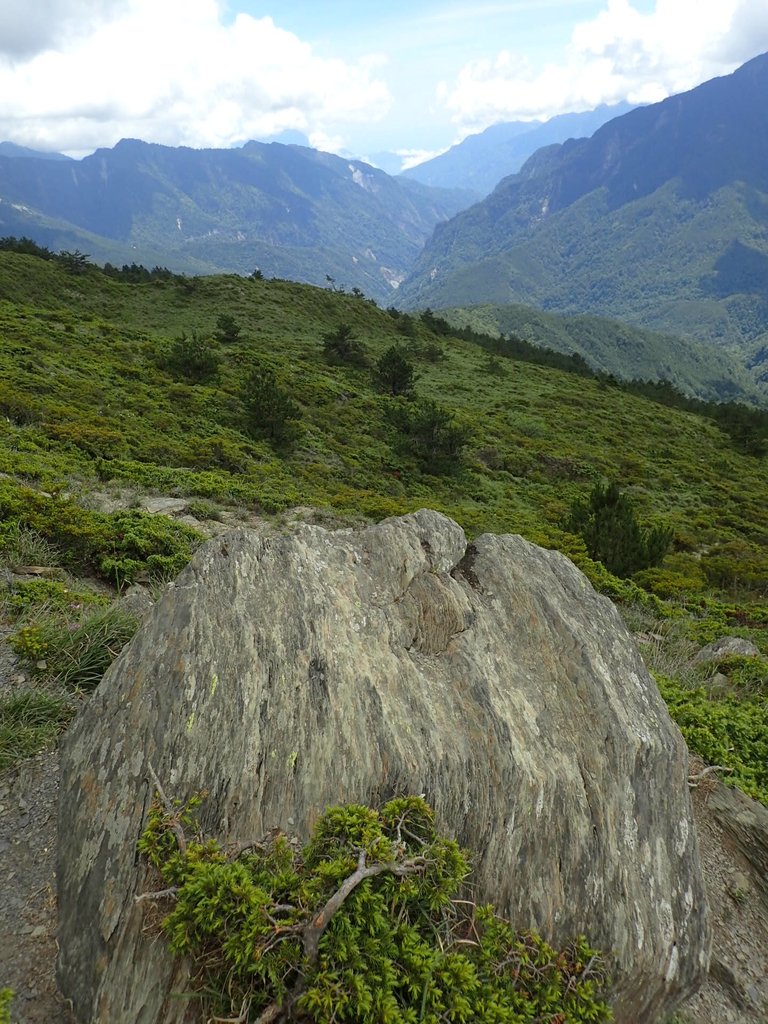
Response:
57,510,710,1023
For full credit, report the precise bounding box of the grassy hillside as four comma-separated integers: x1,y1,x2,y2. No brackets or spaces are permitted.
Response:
438,302,764,404
0,250,766,800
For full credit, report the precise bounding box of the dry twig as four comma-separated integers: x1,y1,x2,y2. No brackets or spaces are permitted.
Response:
146,761,187,854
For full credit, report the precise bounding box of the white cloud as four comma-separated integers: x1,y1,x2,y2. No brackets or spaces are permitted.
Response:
0,0,391,155
397,147,450,171
440,0,768,138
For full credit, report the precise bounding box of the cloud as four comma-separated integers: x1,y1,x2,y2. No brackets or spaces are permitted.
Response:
397,147,450,171
0,0,391,155
0,0,130,61
440,0,768,137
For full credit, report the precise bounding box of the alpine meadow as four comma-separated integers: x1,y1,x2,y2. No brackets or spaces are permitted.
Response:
2,21,768,1024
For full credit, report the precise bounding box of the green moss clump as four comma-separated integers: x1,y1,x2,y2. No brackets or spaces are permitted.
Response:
0,988,13,1024
138,793,612,1023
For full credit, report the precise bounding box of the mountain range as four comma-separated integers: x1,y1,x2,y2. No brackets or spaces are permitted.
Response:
400,103,635,196
0,103,641,306
0,139,473,302
397,52,768,383
2,53,768,398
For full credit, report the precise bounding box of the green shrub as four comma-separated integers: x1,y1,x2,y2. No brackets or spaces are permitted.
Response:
632,565,707,600
41,421,128,459
214,313,241,345
161,330,222,383
388,398,471,474
656,674,768,804
4,578,105,620
138,794,612,1024
98,509,202,585
374,346,416,396
700,540,768,595
322,323,368,367
0,482,202,584
713,655,768,696
241,362,301,443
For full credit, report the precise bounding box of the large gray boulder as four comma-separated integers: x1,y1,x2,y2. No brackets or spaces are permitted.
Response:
57,510,710,1023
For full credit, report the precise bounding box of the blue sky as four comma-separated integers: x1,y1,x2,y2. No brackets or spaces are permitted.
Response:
0,0,766,167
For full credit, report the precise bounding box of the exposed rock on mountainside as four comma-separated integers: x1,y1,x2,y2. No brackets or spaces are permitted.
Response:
56,510,710,1023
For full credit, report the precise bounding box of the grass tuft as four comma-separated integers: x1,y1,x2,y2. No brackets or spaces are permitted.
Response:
0,689,76,770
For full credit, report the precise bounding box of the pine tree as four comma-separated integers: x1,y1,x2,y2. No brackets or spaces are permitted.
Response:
566,480,672,578
242,363,300,443
374,345,416,396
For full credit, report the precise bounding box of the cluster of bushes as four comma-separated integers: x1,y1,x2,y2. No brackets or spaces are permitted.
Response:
139,793,612,1023
0,481,201,585
407,307,768,456
657,674,768,804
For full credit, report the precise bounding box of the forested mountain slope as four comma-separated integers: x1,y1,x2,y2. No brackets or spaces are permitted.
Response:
398,53,768,372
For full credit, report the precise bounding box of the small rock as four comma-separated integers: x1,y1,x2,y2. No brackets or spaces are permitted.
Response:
692,636,760,665
35,660,47,670
141,497,189,516
18,797,28,812
746,984,761,1006
114,584,154,620
30,924,47,938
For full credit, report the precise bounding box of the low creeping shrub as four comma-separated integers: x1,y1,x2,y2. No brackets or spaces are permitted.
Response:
656,674,768,805
139,792,612,1023
0,480,202,585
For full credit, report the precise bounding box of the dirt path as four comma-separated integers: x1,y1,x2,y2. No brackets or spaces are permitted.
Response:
0,748,72,1024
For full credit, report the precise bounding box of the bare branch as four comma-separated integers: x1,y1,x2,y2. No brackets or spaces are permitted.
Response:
688,765,733,787
303,849,428,965
134,886,179,904
209,994,251,1022
146,761,187,855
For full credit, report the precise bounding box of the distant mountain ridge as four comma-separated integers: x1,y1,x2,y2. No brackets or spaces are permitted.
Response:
401,103,635,196
0,138,474,301
397,52,768,383
0,141,71,161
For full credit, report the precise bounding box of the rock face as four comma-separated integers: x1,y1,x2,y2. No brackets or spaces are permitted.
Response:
57,510,711,1023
